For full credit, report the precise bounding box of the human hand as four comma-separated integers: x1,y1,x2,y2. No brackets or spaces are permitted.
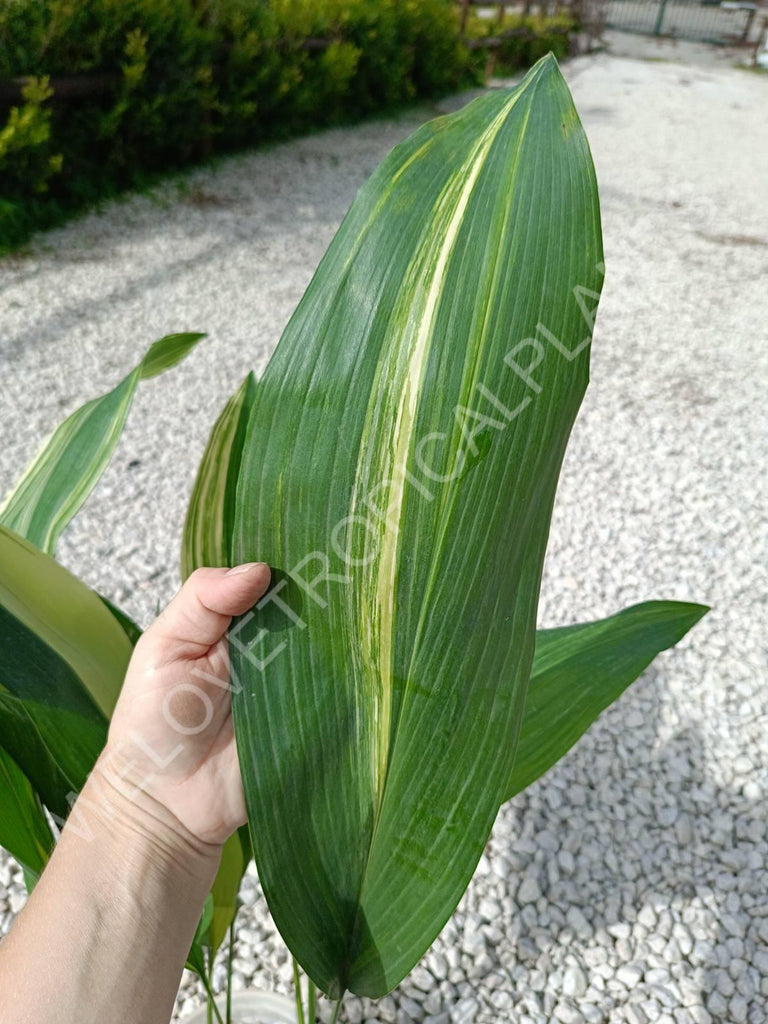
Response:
99,564,271,853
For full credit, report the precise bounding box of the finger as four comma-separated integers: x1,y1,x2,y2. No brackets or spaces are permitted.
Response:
147,564,271,660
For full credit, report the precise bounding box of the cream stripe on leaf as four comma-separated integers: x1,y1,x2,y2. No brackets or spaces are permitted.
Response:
181,372,257,579
358,88,531,808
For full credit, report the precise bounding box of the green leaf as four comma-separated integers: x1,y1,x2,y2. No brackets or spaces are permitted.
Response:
206,831,248,957
0,678,105,821
181,372,257,580
505,601,710,801
0,332,205,555
0,746,54,875
187,894,215,976
229,55,603,997
139,332,206,380
0,526,132,719
21,863,41,894
98,594,143,646
185,829,251,975
0,527,124,817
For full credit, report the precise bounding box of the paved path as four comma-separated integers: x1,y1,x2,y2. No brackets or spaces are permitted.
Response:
1,48,766,1024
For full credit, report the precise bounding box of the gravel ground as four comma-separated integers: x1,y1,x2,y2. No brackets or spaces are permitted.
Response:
1,47,767,1024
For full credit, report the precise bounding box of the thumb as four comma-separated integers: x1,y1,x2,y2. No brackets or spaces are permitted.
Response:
146,564,271,662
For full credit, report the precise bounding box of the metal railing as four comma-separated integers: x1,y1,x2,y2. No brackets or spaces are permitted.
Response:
604,0,758,43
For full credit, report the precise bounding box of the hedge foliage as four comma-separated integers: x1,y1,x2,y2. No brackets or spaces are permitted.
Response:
0,0,574,249
463,10,573,77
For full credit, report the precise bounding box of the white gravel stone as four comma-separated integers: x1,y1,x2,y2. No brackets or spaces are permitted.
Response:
638,906,658,930
449,996,478,1023
729,996,748,1023
617,964,644,988
8,891,26,915
688,1010,712,1024
563,966,588,998
553,1004,585,1024
518,876,541,905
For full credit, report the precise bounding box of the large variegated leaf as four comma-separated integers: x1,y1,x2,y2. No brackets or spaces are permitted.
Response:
506,601,709,801
229,55,603,997
0,333,205,555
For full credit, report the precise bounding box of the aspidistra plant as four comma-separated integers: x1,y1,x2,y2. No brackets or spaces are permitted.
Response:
0,54,706,1016
183,55,707,1002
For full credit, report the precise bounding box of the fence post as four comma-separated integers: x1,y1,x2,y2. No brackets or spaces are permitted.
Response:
742,5,756,42
653,0,669,35
460,0,471,34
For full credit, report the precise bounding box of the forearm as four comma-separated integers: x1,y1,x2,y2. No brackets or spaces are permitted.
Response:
0,756,220,1024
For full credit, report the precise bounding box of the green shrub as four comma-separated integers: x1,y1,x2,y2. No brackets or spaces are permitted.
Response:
463,9,574,78
0,78,61,195
0,0,574,250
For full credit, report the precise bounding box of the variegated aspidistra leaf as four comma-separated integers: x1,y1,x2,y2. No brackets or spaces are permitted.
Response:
182,372,257,579
229,55,602,998
508,600,709,800
0,333,205,555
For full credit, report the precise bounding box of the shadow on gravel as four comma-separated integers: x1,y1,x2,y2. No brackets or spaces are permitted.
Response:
498,666,763,1016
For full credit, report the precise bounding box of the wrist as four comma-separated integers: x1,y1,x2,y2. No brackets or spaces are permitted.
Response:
72,749,223,886
10,748,222,1024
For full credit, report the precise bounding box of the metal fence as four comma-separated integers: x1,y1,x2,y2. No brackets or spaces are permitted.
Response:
604,0,758,42
455,0,761,46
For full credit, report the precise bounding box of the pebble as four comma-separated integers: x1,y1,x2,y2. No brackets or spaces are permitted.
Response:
706,992,728,1018
553,1005,585,1024
450,997,478,1023
729,996,748,1023
617,964,644,988
518,876,541,904
563,966,588,998
427,952,449,982
8,891,26,914
638,906,657,929
626,1008,648,1024
688,1010,712,1024
566,906,591,938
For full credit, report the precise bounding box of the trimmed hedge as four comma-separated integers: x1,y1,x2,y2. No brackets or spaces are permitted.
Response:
0,0,574,249
463,10,574,77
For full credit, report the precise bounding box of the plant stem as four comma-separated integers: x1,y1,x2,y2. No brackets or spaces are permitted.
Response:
307,979,316,1023
200,953,226,1024
206,949,213,1024
329,997,343,1024
292,957,306,1024
226,916,236,1024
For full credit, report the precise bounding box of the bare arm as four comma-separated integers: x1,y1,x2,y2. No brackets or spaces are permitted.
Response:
0,564,271,1024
